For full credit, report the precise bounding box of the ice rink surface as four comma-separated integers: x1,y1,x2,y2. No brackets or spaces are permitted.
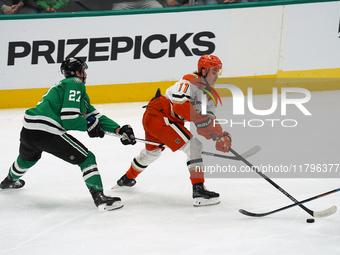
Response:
1,90,339,255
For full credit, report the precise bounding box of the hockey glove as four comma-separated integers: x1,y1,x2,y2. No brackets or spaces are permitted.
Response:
87,117,105,138
211,120,223,139
194,116,213,140
118,125,136,145
215,132,232,153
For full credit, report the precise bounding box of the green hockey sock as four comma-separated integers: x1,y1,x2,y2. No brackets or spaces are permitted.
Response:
78,151,103,192
9,155,37,180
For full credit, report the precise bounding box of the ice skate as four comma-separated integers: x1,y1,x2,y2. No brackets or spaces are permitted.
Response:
90,188,123,211
0,174,25,189
192,183,220,207
112,174,136,189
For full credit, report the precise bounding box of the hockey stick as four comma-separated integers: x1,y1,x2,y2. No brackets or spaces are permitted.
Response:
229,147,337,218
239,188,339,217
201,146,261,161
105,131,261,160
106,132,165,147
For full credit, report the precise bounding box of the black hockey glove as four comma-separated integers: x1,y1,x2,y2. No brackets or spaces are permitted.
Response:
118,125,136,145
87,117,105,138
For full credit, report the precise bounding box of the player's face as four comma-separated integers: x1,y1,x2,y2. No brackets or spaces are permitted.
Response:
205,68,220,85
82,70,87,84
76,68,87,84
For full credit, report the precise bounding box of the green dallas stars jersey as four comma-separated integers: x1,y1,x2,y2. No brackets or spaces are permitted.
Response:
23,77,120,135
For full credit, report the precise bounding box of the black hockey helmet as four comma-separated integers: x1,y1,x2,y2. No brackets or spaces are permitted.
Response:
60,57,88,78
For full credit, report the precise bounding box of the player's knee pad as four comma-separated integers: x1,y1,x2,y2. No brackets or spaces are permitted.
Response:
78,151,97,171
132,148,162,171
181,138,203,169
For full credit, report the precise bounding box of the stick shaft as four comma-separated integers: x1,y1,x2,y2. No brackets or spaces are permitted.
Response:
106,132,259,160
229,147,315,217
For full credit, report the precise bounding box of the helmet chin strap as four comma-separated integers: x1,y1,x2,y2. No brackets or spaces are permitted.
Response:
201,68,209,85
202,75,210,86
203,77,208,85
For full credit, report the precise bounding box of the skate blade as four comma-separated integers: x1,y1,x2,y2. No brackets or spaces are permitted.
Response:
193,197,220,207
111,184,121,190
111,184,135,190
111,184,131,190
98,201,124,211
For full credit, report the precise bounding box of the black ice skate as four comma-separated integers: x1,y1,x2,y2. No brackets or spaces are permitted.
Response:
90,188,123,211
0,174,25,189
192,183,220,207
117,174,136,187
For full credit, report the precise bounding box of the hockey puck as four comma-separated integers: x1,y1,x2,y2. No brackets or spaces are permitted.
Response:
306,218,315,223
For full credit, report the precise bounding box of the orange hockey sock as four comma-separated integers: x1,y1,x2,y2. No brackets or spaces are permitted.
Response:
126,165,142,179
189,166,205,185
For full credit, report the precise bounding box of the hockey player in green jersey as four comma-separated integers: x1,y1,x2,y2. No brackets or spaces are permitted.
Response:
0,57,136,211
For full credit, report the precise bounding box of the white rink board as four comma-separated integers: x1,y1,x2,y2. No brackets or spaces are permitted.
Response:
0,1,340,91
281,1,340,72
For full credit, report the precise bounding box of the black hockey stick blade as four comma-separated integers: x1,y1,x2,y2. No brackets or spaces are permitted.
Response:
239,188,340,218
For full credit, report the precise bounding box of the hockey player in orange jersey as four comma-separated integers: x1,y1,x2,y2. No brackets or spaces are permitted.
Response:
116,55,232,206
